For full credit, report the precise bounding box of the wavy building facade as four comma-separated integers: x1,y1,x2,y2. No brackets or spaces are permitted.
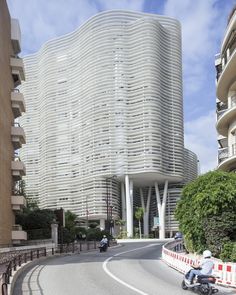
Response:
20,10,197,237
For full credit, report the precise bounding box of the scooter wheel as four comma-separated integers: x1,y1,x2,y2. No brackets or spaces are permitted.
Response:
200,284,213,295
181,280,188,290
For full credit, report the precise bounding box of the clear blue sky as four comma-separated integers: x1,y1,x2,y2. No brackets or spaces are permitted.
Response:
7,0,236,172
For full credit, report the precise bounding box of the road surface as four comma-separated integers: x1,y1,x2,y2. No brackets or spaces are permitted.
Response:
13,242,235,295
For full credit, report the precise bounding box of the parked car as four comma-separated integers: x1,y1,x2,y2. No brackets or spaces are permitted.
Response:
174,232,183,240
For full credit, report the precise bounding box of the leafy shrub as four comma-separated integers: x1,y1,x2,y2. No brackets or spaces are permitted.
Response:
220,242,234,262
230,243,236,262
175,171,236,256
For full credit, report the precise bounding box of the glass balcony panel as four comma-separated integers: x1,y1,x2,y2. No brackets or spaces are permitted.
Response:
231,95,236,107
232,143,236,156
217,109,227,120
218,147,228,163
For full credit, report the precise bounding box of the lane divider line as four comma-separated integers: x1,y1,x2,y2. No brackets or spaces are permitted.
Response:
103,244,160,295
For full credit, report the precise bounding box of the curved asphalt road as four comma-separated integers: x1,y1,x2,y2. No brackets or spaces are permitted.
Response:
13,242,235,295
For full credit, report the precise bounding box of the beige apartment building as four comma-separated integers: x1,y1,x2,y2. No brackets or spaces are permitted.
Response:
0,0,26,246
216,6,236,171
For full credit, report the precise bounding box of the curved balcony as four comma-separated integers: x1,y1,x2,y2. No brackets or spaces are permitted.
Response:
10,56,25,87
11,195,26,211
11,19,21,54
11,124,26,149
216,105,236,136
11,90,26,118
12,225,27,243
11,157,26,180
216,48,236,102
218,144,236,171
222,7,236,55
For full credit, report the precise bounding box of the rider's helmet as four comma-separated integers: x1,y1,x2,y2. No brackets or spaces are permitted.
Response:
103,235,106,238
203,250,212,258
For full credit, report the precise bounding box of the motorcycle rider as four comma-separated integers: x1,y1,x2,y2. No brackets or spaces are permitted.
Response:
186,250,214,285
100,235,108,250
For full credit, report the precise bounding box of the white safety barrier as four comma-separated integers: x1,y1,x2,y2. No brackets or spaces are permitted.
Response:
162,240,236,288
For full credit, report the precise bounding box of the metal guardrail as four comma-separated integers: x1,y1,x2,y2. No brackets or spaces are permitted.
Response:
0,240,117,294
162,240,236,289
58,239,117,254
0,247,47,295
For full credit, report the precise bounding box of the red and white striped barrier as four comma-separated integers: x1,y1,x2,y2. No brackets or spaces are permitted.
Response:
162,241,236,288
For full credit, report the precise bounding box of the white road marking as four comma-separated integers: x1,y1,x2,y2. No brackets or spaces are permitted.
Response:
103,244,160,295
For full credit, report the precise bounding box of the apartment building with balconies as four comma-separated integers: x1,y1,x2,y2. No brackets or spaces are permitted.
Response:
0,0,26,246
216,5,236,172
20,10,198,238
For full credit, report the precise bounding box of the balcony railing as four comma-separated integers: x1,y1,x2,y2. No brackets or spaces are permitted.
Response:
217,96,236,121
10,56,25,87
227,5,236,25
232,143,236,156
11,157,26,180
222,47,236,72
217,109,227,120
218,147,228,163
12,183,24,196
11,225,27,242
11,124,26,150
218,145,236,165
11,195,26,211
216,101,228,112
231,95,236,108
12,225,23,231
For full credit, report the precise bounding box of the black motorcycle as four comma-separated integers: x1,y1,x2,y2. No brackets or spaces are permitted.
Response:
99,242,108,252
181,267,219,294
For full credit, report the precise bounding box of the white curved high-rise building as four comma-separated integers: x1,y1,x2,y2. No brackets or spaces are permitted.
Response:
20,10,196,237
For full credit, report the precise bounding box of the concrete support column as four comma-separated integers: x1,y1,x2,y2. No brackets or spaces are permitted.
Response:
140,187,152,237
155,180,168,239
125,175,133,237
100,218,105,231
121,182,126,221
51,222,58,248
130,179,133,237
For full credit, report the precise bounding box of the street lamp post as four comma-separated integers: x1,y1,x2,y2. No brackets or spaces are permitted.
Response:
105,175,116,234
109,205,114,236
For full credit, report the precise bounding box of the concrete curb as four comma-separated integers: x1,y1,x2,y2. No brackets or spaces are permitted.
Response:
9,254,59,295
8,243,120,294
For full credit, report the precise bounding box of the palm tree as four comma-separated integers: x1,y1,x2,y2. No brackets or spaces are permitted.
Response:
135,207,144,239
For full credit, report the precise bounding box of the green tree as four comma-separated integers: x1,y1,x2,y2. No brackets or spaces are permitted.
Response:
202,211,236,256
175,170,236,256
16,208,55,239
115,219,126,237
134,207,144,239
18,179,38,210
61,210,78,243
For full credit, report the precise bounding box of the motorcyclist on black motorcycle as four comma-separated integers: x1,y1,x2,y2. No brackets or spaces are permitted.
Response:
99,235,108,252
